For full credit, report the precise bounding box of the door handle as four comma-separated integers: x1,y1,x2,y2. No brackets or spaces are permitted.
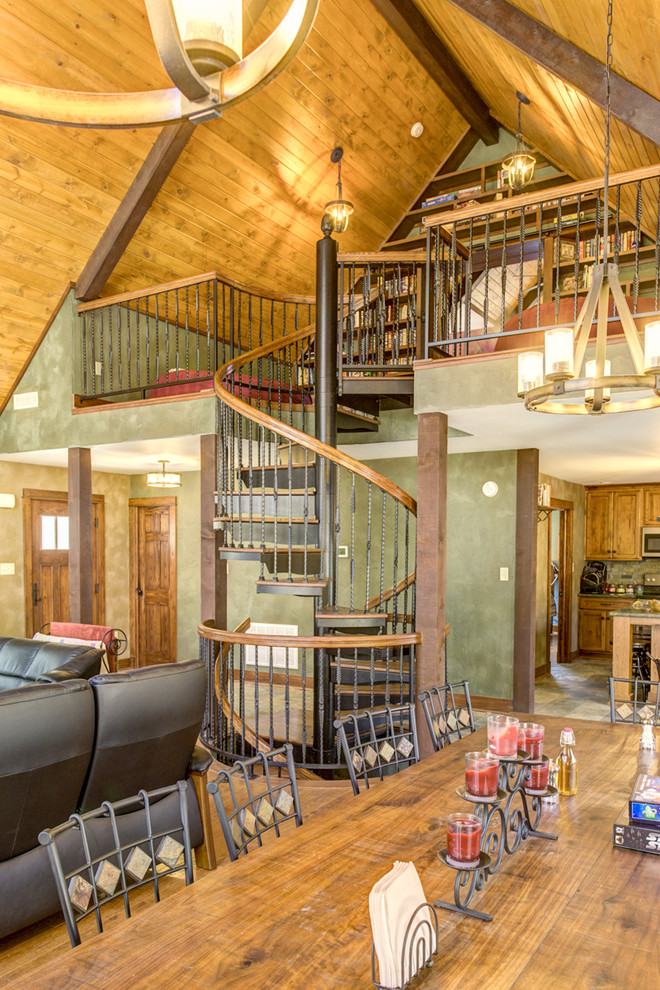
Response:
136,585,143,597
33,583,42,607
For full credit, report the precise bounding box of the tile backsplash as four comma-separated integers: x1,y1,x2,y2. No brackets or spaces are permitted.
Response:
606,561,660,583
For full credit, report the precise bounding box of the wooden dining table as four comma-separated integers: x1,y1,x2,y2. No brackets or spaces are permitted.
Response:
6,715,660,990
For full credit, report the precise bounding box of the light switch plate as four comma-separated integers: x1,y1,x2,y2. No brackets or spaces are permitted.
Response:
500,567,509,581
13,391,38,410
0,563,15,575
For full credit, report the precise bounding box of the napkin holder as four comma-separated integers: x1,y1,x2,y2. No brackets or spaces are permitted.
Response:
371,901,438,990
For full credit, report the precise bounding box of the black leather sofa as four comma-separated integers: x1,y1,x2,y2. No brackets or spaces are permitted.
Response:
0,659,214,940
0,636,103,690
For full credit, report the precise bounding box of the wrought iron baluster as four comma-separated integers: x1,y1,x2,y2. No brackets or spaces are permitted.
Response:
287,439,293,582
154,294,160,384
365,482,372,613
433,229,440,346
97,307,103,396
655,179,660,310
195,284,200,376
633,179,642,311
614,185,621,262
350,472,356,612
555,200,562,324
206,282,211,374
484,216,490,332
301,647,308,762
574,195,582,320
185,286,190,378
117,304,122,392
392,500,399,630
465,220,473,351
450,223,458,340
82,311,88,397
403,510,410,634
536,203,542,326
380,489,386,611
518,209,525,332
500,210,507,334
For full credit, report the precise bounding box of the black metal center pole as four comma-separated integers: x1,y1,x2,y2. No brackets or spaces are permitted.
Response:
314,215,338,764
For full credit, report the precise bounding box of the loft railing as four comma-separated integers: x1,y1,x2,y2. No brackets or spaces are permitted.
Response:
75,272,315,405
199,620,420,768
337,252,428,383
422,164,660,359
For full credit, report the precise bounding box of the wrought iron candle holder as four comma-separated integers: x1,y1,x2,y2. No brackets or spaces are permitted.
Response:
372,902,439,990
435,751,558,922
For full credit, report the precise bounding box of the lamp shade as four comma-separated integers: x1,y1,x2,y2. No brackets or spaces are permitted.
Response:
171,0,242,73
644,321,660,372
503,151,536,192
147,460,181,488
324,199,354,234
544,327,574,381
517,351,544,396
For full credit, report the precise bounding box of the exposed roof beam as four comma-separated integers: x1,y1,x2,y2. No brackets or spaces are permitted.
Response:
369,0,499,146
75,120,196,301
446,0,660,148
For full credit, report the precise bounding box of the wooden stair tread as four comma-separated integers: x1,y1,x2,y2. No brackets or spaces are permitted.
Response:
316,606,387,620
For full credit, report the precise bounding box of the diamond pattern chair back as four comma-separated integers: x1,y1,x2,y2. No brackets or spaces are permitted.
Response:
609,676,660,725
418,681,475,752
334,704,419,795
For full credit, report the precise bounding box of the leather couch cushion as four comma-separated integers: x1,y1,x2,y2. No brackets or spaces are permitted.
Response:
0,637,102,691
0,680,95,861
78,660,206,812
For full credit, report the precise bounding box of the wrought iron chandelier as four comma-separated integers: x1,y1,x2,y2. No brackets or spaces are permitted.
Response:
0,1,318,128
324,147,354,234
502,92,536,192
518,0,660,415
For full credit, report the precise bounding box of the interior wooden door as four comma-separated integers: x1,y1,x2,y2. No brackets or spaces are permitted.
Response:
546,498,573,667
23,489,104,636
129,498,177,666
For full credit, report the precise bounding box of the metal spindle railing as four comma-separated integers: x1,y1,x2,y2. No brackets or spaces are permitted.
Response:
423,164,660,358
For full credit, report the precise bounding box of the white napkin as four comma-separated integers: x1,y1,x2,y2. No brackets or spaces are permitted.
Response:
369,861,436,989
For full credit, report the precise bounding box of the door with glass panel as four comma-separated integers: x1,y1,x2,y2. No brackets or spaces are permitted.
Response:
23,489,104,636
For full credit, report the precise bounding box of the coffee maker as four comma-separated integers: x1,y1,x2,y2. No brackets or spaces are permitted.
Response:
580,561,606,593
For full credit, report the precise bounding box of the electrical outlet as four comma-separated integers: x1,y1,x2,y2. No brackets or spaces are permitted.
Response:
500,567,509,581
338,545,348,558
95,361,103,376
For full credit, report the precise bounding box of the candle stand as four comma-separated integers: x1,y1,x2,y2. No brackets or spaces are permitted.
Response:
372,902,439,990
435,751,558,922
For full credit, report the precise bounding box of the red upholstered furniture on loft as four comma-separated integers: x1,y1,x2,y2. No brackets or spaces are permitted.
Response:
494,294,657,353
148,369,312,404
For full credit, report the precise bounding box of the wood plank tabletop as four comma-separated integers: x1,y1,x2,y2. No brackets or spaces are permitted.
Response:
5,714,659,990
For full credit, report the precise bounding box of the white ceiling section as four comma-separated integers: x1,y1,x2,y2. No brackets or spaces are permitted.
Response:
0,435,202,475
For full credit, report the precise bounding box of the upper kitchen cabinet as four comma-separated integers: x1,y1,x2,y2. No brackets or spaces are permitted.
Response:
585,487,642,560
643,488,660,526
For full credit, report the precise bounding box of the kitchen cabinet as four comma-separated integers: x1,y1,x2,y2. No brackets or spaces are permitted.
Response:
584,487,641,560
578,596,635,657
642,487,660,526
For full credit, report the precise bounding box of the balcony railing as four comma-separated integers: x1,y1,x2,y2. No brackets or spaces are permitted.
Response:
422,164,660,359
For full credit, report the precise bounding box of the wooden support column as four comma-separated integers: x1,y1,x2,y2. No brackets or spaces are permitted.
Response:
68,447,94,623
513,448,539,713
200,434,226,628
416,412,448,759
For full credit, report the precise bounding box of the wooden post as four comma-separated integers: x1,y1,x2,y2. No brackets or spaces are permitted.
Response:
416,412,448,759
68,447,94,623
513,448,539,713
200,433,226,628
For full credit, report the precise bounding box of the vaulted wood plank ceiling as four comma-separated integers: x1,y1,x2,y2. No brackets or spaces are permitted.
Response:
0,0,658,409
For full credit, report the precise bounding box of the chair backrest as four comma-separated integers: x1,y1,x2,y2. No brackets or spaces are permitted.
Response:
78,659,206,812
609,676,660,724
0,680,95,862
0,637,102,690
207,744,302,861
418,681,475,752
39,781,194,947
334,704,419,795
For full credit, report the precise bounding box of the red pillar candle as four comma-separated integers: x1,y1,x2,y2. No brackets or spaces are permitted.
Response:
518,722,545,760
446,813,482,869
524,759,550,795
487,715,520,757
465,752,499,800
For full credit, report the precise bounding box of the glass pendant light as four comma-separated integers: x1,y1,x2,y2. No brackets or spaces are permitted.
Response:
324,147,354,234
502,92,536,192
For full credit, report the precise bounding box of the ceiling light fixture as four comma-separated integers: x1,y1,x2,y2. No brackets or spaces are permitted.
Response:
518,0,660,415
502,92,536,192
0,0,319,128
323,147,354,234
147,460,182,488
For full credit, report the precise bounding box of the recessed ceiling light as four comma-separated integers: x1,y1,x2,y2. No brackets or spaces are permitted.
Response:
410,122,424,138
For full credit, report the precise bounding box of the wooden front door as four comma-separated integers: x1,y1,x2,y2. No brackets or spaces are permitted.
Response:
23,489,104,636
129,498,177,666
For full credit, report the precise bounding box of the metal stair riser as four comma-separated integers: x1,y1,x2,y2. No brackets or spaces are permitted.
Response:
217,520,320,546
240,464,316,489
218,492,316,517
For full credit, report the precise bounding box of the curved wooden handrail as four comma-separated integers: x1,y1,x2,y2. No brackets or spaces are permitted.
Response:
215,336,417,516
366,570,416,611
199,620,421,648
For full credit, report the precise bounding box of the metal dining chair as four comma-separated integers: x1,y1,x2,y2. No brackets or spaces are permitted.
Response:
418,681,475,752
39,781,194,948
334,703,419,795
206,743,303,861
609,676,660,725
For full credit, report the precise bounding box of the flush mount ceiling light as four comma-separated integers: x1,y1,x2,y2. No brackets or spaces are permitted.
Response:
518,0,660,416
147,460,182,488
502,92,536,192
323,147,354,234
0,0,318,128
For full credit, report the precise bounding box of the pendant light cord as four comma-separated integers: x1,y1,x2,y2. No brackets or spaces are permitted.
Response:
603,0,613,265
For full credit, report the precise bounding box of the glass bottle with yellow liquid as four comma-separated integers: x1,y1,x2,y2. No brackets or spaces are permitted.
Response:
557,727,577,795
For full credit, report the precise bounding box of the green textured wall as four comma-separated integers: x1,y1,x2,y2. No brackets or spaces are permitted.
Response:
0,290,216,456
129,473,201,660
0,460,130,642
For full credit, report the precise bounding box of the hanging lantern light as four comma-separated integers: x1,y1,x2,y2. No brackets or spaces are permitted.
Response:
502,92,536,192
324,147,354,234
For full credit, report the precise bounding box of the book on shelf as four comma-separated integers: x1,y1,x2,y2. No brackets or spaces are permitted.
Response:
456,183,481,199
421,191,456,209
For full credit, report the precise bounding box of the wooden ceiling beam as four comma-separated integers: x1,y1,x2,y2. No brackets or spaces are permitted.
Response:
369,0,499,146
75,120,196,302
446,0,660,148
